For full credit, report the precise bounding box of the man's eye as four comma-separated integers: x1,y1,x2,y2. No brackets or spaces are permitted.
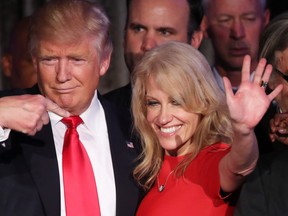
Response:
130,25,144,33
72,59,85,64
41,58,57,65
159,30,171,36
218,18,230,24
243,15,256,21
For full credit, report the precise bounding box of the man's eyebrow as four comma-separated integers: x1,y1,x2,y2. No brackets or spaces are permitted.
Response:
156,27,177,33
128,22,146,28
38,54,57,58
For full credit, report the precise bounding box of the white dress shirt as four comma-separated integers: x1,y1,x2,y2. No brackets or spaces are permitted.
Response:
212,66,226,93
49,91,116,216
0,127,10,147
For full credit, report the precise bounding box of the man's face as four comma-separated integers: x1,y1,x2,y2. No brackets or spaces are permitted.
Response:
272,48,288,112
204,0,270,71
11,49,37,89
124,0,190,72
33,38,109,115
2,26,37,89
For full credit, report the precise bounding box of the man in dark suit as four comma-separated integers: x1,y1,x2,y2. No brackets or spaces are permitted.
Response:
104,0,204,108
0,1,142,216
234,144,288,216
234,12,288,215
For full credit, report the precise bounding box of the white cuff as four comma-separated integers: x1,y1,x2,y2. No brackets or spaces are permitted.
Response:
0,126,11,146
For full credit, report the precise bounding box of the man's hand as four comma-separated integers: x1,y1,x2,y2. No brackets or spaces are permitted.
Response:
269,112,288,144
0,95,70,135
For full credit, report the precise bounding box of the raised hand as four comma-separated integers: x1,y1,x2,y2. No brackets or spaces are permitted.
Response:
219,56,283,192
0,95,70,135
223,55,283,134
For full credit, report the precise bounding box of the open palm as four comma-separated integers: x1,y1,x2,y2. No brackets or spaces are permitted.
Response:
223,55,283,134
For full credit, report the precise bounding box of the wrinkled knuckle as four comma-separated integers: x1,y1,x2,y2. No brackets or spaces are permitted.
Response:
34,95,45,104
28,117,40,129
35,94,44,100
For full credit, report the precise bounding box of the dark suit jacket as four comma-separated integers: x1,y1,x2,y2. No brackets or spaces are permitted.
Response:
104,83,132,110
254,102,284,155
0,85,143,216
234,144,288,216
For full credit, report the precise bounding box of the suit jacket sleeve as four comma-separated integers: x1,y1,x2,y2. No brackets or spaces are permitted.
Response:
234,162,268,216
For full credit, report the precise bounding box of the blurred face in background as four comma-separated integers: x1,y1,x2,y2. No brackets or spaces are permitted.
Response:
203,0,270,71
124,0,191,73
1,17,37,89
269,48,288,112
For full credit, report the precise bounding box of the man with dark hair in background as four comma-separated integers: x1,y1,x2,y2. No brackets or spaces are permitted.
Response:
105,0,204,108
1,16,37,89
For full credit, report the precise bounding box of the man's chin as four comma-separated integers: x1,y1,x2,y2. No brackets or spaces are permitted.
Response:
225,56,246,70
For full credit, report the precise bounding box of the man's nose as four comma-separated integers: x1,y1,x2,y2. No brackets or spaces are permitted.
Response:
230,19,245,39
141,33,158,52
56,60,72,82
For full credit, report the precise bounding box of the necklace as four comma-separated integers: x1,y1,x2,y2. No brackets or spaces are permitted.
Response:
157,170,175,192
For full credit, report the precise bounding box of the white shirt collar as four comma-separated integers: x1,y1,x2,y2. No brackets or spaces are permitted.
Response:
49,90,100,130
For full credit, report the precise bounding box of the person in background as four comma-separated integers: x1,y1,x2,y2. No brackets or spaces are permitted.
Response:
270,112,288,144
1,16,37,89
105,0,204,108
201,0,270,92
131,41,282,215
235,12,288,216
0,1,141,216
257,11,288,151
264,12,288,145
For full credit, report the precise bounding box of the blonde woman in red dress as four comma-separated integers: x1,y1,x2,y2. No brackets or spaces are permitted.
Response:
131,41,282,216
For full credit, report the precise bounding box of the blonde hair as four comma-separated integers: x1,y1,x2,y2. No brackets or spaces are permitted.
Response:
29,0,112,61
132,41,233,190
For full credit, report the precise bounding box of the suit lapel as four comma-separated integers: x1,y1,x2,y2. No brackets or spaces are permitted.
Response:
100,95,141,215
20,124,61,216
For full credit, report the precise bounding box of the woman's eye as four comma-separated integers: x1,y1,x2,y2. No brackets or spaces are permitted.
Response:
171,99,180,106
146,100,159,106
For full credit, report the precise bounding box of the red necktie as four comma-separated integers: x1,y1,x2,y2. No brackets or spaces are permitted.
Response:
62,116,101,216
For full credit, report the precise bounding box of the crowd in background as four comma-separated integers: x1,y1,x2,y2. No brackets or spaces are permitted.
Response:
1,0,288,92
1,0,288,215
